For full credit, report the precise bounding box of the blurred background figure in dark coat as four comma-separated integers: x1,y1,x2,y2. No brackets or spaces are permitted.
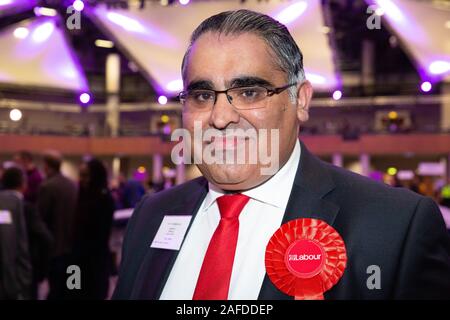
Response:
13,151,43,206
72,158,115,299
0,167,32,300
37,151,77,300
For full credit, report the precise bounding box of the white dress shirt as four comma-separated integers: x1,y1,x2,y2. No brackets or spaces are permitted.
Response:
160,140,301,300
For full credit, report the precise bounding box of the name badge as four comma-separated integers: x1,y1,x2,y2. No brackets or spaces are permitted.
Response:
0,210,12,224
150,215,192,251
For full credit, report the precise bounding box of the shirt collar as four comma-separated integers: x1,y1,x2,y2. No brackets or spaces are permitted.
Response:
203,139,301,210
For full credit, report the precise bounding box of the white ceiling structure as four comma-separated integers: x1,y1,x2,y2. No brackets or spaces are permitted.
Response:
368,0,450,82
1,0,448,96
90,0,339,95
0,15,88,91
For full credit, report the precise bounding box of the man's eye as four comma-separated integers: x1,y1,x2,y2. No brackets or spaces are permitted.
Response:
191,91,214,102
242,90,257,97
238,88,263,99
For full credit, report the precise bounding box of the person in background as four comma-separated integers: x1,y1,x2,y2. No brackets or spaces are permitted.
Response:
151,178,165,193
72,158,115,299
440,179,450,208
392,175,403,188
418,176,434,197
37,151,77,300
123,178,146,209
0,165,4,190
0,167,32,300
438,179,450,232
111,174,126,210
409,175,420,194
23,194,53,300
13,151,43,205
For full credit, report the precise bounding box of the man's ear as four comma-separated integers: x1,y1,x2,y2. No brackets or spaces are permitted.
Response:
296,80,313,123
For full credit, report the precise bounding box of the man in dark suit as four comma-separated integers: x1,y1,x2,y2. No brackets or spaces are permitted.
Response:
0,167,32,300
113,10,450,300
37,151,77,299
13,151,43,206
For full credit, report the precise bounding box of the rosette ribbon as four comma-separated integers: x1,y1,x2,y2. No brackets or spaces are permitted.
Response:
265,218,347,300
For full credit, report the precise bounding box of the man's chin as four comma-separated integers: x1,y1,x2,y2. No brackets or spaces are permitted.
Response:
201,164,245,182
202,164,265,191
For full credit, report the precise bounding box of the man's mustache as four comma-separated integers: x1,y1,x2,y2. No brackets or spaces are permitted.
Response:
202,127,257,144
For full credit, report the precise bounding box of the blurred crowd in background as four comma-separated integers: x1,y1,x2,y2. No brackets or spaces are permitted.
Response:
0,149,449,300
0,150,163,300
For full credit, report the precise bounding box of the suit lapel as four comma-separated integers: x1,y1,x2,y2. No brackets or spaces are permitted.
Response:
131,177,208,299
258,141,340,300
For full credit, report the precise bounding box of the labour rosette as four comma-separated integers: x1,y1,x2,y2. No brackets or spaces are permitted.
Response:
265,218,347,300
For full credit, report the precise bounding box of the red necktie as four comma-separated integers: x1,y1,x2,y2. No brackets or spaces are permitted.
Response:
193,193,250,300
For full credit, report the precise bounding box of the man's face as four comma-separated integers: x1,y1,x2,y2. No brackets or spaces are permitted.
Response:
182,32,311,191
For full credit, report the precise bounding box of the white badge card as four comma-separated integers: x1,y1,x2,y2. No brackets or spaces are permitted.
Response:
0,210,12,224
150,215,192,251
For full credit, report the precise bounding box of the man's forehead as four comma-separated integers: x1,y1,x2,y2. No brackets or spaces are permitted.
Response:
184,32,285,89
186,31,279,69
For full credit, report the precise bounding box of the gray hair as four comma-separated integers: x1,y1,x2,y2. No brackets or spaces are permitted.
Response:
181,9,305,102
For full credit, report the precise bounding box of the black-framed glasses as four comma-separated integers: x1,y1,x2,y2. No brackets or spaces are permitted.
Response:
178,83,297,112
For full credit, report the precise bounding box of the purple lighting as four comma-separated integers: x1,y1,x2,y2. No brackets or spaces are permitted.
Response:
13,27,29,39
1,16,88,91
306,72,326,85
60,64,78,80
332,90,342,100
162,124,171,135
73,0,84,12
420,81,432,92
374,0,404,22
179,0,190,5
0,0,38,14
32,21,54,43
79,92,91,104
429,61,450,75
0,0,12,6
106,12,146,34
95,7,178,47
158,95,168,105
166,79,183,92
33,7,57,16
274,1,308,25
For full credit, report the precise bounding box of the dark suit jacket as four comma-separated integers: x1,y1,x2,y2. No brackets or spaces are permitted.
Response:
23,202,53,282
37,173,78,258
113,142,450,300
0,191,32,299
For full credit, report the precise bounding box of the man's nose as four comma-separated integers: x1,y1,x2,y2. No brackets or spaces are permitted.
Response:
208,92,240,129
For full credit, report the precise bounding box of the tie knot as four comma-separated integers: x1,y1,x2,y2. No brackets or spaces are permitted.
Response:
216,194,250,219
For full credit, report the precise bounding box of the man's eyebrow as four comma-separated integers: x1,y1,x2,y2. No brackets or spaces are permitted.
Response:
186,77,274,90
186,80,214,91
229,76,274,88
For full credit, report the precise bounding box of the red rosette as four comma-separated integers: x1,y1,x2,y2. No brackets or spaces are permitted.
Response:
265,218,347,300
